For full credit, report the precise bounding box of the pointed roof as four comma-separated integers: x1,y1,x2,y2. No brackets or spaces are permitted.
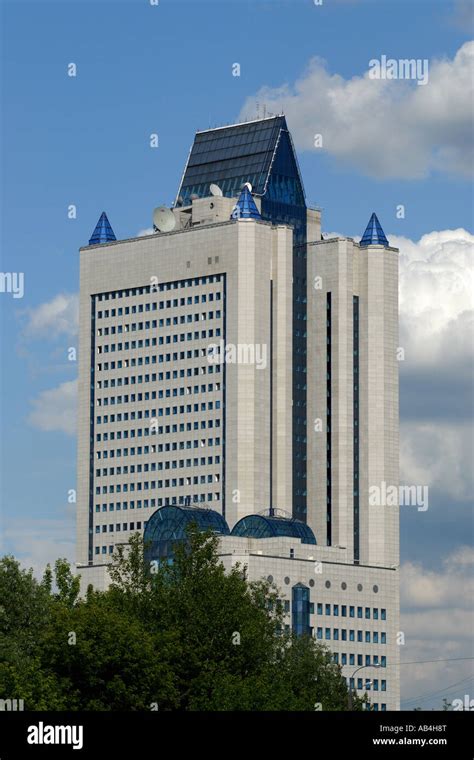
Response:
175,115,305,207
232,185,261,220
88,212,117,246
360,212,389,247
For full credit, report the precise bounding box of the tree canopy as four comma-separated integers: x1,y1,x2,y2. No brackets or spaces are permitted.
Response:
0,529,365,711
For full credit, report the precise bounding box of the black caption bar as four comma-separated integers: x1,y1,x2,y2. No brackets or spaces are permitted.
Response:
0,710,471,757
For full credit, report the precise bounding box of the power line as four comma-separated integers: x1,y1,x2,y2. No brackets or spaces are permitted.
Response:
402,675,474,706
400,657,474,665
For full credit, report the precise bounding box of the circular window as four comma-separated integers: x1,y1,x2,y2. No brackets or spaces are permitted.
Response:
357,583,363,591
267,575,274,584
325,580,331,589
341,582,347,590
284,576,290,585
309,579,315,587
373,585,379,593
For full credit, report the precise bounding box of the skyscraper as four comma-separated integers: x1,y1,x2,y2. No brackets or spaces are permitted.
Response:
76,115,400,709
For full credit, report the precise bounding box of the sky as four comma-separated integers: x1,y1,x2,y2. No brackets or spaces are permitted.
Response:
0,0,473,709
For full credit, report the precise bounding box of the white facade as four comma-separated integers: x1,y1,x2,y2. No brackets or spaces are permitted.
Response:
76,147,399,710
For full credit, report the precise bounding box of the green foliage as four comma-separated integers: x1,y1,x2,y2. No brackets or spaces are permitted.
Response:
0,532,365,711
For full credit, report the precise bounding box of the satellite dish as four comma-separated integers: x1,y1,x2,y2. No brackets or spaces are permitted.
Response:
153,206,176,233
243,181,252,192
210,183,223,197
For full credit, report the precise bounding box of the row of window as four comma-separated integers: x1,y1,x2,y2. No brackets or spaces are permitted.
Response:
96,456,220,477
347,677,387,692
95,493,220,513
97,330,221,355
317,603,386,620
95,521,144,534
96,437,222,459
97,422,221,442
98,293,222,321
95,276,223,305
97,364,220,379
97,408,221,437
317,628,387,644
336,653,387,668
97,309,222,335
97,383,222,402
95,473,221,494
96,344,222,361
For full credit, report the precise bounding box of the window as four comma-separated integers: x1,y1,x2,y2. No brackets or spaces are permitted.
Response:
341,605,347,617
381,609,386,620
325,628,330,640
325,604,331,616
292,584,311,636
381,680,386,692
317,603,323,615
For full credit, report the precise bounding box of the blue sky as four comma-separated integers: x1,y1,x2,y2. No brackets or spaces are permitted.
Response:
0,0,473,708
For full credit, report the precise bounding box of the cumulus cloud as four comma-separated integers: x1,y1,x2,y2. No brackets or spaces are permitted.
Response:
22,293,79,339
393,228,474,502
240,41,474,179
28,380,77,436
3,517,75,579
397,228,473,370
400,548,474,708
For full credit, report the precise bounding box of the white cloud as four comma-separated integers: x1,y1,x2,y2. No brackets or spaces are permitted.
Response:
396,228,474,368
22,293,79,339
28,379,77,436
394,228,474,501
240,42,474,179
2,517,75,579
137,228,154,237
400,548,474,708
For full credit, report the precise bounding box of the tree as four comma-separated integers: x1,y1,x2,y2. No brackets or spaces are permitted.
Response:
0,531,365,711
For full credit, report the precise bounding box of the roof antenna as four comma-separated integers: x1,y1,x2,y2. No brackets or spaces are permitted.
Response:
256,101,260,118
263,103,267,118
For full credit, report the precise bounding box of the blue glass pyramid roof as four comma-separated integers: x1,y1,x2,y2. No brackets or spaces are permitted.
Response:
175,115,305,207
89,212,117,246
360,212,389,247
233,185,261,220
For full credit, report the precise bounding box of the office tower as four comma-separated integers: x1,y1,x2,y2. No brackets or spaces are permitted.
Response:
76,116,400,709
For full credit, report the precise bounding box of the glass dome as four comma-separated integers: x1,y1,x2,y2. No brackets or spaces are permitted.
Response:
143,505,230,565
231,514,317,544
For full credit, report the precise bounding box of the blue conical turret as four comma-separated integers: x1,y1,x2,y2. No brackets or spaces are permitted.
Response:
89,212,117,245
360,212,389,247
232,185,261,220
